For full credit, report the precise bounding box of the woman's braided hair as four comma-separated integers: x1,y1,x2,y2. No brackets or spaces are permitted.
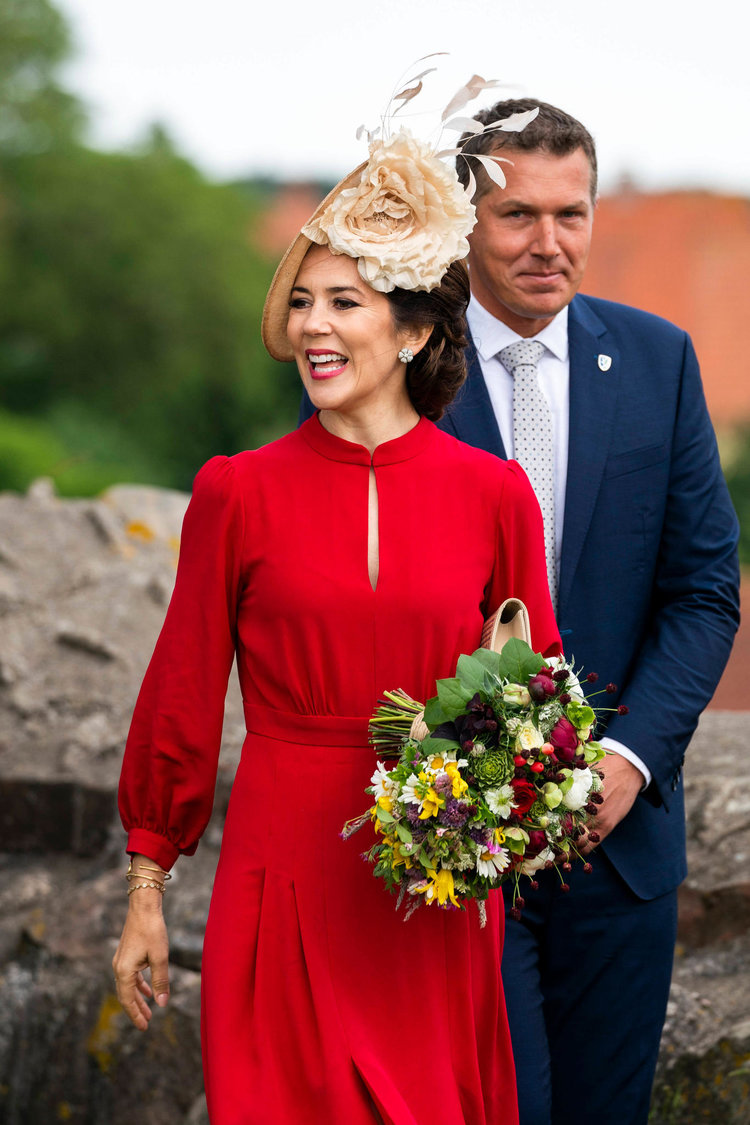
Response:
385,259,470,421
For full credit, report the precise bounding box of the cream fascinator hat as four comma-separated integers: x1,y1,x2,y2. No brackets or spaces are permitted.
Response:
261,63,538,362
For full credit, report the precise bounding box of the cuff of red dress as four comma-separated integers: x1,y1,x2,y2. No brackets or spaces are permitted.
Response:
126,828,181,872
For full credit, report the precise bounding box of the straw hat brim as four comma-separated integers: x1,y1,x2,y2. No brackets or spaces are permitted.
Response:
261,162,368,363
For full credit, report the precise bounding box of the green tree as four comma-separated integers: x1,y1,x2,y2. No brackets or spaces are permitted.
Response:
0,0,83,155
0,0,300,495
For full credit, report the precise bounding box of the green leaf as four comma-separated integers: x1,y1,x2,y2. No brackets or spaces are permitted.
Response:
375,806,395,825
394,822,412,844
495,638,545,681
566,701,595,729
435,675,473,717
456,653,490,696
425,733,461,751
471,647,502,676
583,741,606,764
423,695,448,726
421,733,462,754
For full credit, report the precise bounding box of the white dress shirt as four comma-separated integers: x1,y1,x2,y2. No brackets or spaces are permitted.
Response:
466,295,651,788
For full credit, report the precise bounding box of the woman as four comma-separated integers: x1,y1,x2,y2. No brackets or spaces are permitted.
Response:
114,126,561,1123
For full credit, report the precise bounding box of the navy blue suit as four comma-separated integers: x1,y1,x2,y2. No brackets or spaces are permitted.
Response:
439,293,740,1123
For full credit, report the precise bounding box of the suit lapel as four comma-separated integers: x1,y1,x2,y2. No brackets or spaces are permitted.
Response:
559,296,620,611
442,334,507,459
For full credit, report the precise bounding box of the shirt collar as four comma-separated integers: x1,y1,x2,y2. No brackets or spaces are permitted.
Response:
467,295,569,363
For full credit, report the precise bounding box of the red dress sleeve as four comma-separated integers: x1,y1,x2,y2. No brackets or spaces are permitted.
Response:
118,455,245,870
486,460,562,661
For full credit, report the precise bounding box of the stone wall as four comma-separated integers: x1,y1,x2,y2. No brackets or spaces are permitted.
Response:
0,482,747,1124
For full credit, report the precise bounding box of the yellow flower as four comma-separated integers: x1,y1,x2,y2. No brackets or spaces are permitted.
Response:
427,754,445,771
494,827,506,845
418,788,444,819
377,795,393,812
428,868,459,907
445,762,468,799
391,842,413,870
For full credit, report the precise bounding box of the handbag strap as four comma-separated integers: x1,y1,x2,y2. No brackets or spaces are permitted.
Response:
480,597,531,653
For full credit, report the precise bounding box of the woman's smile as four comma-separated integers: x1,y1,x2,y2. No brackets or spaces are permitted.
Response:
306,348,349,378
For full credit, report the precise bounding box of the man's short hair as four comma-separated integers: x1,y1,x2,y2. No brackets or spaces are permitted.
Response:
457,98,598,203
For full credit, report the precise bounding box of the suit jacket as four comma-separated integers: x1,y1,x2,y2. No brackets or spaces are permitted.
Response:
441,293,740,898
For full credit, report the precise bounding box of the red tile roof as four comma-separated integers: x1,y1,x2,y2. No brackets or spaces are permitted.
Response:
584,190,750,429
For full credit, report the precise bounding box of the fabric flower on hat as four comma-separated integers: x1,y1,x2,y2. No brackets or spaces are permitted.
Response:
303,129,476,294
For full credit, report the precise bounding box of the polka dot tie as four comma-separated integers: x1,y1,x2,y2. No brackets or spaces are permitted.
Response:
498,340,558,610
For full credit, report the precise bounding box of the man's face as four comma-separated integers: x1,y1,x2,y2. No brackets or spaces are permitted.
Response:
467,146,595,337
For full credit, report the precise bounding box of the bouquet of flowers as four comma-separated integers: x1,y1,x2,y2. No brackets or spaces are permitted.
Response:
343,638,626,925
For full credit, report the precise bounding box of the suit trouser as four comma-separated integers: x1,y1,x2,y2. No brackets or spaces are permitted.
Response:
501,850,678,1125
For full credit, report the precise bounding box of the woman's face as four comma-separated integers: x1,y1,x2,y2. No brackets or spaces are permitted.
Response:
287,245,416,420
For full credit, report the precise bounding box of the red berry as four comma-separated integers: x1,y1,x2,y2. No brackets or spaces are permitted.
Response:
530,880,539,891
513,755,526,767
560,883,570,893
583,863,593,874
530,761,545,773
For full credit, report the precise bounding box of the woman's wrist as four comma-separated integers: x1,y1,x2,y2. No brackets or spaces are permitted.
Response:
124,853,171,908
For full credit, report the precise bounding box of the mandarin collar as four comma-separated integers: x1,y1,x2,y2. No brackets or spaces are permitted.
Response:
300,412,435,466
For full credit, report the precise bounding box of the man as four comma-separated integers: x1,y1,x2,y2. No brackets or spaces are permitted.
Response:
442,100,740,1124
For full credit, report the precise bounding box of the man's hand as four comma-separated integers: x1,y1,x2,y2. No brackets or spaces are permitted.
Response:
580,753,643,853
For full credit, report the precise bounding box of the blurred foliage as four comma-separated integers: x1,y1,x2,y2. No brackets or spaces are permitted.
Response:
0,0,84,155
725,428,750,566
0,0,300,496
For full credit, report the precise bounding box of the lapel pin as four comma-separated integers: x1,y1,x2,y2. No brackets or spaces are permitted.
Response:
597,354,612,372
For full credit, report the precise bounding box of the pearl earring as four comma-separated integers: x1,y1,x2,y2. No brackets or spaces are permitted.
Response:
398,347,414,364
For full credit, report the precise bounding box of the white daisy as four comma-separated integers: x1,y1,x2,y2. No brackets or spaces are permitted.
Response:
476,848,510,878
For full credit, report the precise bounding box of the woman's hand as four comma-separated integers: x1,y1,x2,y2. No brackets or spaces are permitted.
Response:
113,860,171,1031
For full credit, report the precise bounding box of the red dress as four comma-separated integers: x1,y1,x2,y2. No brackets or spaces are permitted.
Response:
119,415,560,1125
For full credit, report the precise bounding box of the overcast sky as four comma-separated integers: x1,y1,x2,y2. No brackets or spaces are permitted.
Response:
55,0,750,194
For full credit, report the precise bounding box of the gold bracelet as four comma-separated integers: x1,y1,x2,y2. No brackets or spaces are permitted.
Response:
125,861,171,882
127,880,166,895
135,863,172,879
